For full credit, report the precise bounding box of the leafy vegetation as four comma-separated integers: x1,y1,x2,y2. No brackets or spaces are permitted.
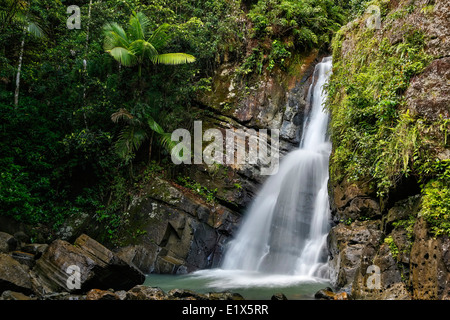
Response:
327,0,449,245
327,19,434,200
420,180,450,238
0,0,352,241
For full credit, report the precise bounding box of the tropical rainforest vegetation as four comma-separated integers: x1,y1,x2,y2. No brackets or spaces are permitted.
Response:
2,0,447,243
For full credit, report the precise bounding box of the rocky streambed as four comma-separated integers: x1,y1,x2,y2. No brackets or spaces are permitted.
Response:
0,231,247,301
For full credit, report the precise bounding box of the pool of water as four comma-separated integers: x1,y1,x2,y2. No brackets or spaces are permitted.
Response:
144,269,330,300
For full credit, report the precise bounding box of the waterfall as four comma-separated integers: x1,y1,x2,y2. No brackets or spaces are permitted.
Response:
221,57,333,278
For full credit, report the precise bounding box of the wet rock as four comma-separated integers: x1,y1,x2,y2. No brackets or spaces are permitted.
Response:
327,221,383,289
0,232,17,253
206,292,245,300
334,292,348,300
351,243,412,300
11,251,35,268
125,285,168,300
0,290,36,300
86,289,120,300
314,288,335,300
0,253,32,295
271,293,288,300
168,288,208,300
119,177,241,275
40,292,86,300
31,234,145,296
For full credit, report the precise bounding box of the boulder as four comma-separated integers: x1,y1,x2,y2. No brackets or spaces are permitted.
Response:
0,291,35,300
86,289,120,300
327,221,383,289
271,293,288,300
31,234,145,296
0,232,17,253
11,251,35,268
314,288,335,300
0,253,33,295
125,285,168,300
168,288,208,300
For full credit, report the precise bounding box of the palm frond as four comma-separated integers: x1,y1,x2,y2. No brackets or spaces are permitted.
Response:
103,22,130,50
111,108,134,123
152,53,196,65
107,47,137,67
128,39,158,60
148,23,171,51
129,12,151,41
27,21,44,38
115,125,148,160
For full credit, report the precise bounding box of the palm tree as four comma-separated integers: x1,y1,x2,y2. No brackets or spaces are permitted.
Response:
111,104,179,168
104,12,195,165
1,0,45,107
103,11,196,79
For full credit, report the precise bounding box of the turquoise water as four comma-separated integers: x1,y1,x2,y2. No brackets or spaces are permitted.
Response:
144,269,330,300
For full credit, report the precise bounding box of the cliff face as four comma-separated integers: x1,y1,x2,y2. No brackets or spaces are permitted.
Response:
112,49,323,275
326,0,450,299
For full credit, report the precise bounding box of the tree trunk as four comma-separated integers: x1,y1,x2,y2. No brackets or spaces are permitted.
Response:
82,0,93,129
14,27,26,108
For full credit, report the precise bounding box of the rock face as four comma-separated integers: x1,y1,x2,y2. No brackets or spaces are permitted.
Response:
113,50,325,276
327,221,383,290
327,0,450,300
409,218,450,300
0,253,33,295
116,177,242,275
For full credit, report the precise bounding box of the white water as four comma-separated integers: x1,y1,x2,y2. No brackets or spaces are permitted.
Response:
191,57,333,290
222,57,332,276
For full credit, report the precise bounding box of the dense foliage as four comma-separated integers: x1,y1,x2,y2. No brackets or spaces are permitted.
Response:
326,0,450,235
0,0,348,241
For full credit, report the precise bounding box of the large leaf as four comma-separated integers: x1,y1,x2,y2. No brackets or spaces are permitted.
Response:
27,21,44,38
103,22,130,50
148,23,171,51
115,125,148,160
147,116,165,135
129,12,151,41
107,47,137,67
128,39,158,60
152,53,196,65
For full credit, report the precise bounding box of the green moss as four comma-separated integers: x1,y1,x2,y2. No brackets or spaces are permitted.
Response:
420,180,450,238
326,18,433,199
384,235,399,260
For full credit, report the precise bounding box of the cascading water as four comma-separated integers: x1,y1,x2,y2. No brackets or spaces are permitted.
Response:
221,57,333,278
145,57,334,298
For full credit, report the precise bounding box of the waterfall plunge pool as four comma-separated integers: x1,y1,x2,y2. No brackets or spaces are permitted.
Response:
142,57,334,301
144,269,331,300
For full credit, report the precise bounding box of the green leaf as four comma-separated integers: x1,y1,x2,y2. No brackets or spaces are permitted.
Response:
107,47,137,67
128,40,158,59
152,53,196,65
